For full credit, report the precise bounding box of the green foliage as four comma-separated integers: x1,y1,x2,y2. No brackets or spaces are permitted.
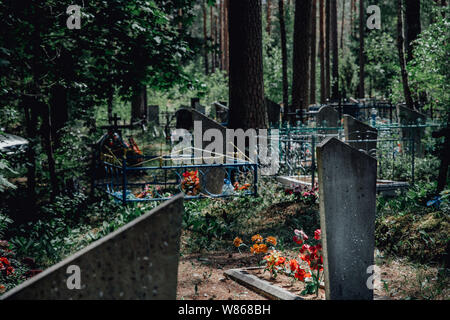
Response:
376,182,450,264
392,15,450,115
0,159,17,192
263,35,285,104
365,31,399,98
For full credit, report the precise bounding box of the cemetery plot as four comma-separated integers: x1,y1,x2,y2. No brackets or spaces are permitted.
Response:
94,153,257,204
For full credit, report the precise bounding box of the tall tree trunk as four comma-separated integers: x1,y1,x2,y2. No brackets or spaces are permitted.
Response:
40,101,59,200
350,0,354,37
279,0,290,120
203,1,209,75
397,0,415,110
215,4,219,71
23,98,38,210
292,0,313,122
405,0,421,62
331,0,339,100
220,0,224,70
310,0,317,105
325,0,331,100
228,0,267,129
358,0,365,99
107,86,114,124
267,0,272,35
131,86,147,122
210,5,216,73
341,0,346,50
224,0,230,74
49,84,68,148
320,0,326,104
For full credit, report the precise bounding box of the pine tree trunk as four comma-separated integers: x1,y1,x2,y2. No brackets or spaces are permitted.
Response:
49,84,68,147
107,86,114,124
220,0,224,70
405,0,421,62
358,0,365,99
320,0,326,104
267,0,272,35
310,0,317,105
228,0,267,130
350,0,354,37
397,0,415,110
292,0,312,122
203,2,209,75
279,0,290,119
211,5,216,73
224,0,230,74
331,0,339,100
23,98,38,210
325,0,331,100
131,86,147,122
341,0,346,50
40,101,59,200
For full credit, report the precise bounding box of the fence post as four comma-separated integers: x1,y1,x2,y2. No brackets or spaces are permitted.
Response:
411,133,415,185
122,151,127,205
311,135,316,188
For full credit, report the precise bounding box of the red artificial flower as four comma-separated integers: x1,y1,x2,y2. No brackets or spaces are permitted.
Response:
6,266,14,276
314,229,321,240
289,259,299,272
293,236,303,245
294,268,311,281
300,243,310,254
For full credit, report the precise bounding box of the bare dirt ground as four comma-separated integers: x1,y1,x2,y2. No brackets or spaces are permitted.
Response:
177,250,449,300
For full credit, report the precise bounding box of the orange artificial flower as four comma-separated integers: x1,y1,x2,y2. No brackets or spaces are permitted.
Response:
265,236,277,246
250,243,268,254
233,237,243,248
251,234,263,243
275,257,286,266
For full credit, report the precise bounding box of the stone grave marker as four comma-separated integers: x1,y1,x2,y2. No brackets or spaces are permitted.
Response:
175,108,194,131
191,109,228,195
1,195,184,300
317,137,376,300
147,105,160,125
265,98,281,127
343,115,378,156
191,98,206,115
213,102,229,124
396,104,426,156
316,105,340,135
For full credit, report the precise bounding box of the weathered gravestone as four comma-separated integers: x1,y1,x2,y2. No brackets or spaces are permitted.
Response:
1,195,184,300
175,108,194,131
191,109,228,195
265,98,281,127
396,104,426,156
316,105,340,135
317,137,376,300
213,102,229,124
191,98,206,115
344,115,378,156
147,105,160,125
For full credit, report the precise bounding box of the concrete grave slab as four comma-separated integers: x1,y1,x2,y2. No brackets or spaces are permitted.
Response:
1,194,184,300
317,137,377,300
